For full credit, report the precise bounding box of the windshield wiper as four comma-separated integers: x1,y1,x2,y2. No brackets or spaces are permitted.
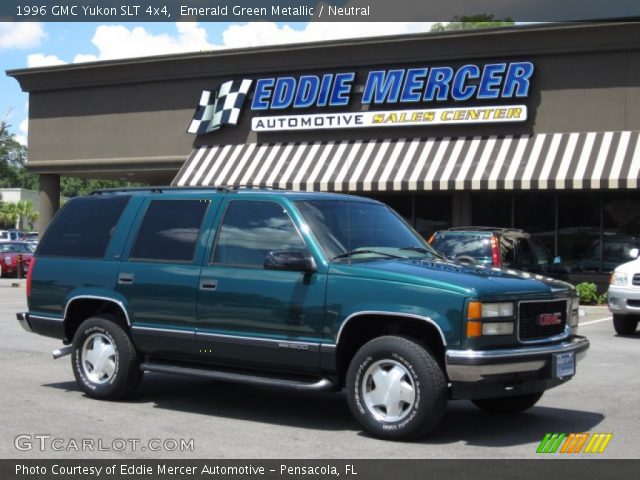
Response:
332,249,406,261
399,246,444,259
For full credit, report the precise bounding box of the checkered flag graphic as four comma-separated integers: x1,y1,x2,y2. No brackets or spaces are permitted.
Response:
187,79,253,135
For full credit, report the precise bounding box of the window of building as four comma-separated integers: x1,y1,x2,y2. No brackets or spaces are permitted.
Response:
600,191,640,271
38,196,130,258
557,193,601,270
514,192,556,255
130,200,208,262
471,193,512,228
212,201,307,267
414,194,452,239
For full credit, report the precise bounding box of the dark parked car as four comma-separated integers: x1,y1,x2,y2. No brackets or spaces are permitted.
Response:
428,227,555,275
568,236,640,274
17,188,587,440
0,242,34,277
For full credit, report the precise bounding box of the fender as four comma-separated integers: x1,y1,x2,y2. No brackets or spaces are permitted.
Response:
63,293,132,326
336,310,447,346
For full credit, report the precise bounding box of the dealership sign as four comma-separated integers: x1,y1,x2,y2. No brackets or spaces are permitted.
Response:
187,62,533,134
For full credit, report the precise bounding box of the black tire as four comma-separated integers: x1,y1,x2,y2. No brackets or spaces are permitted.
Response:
472,391,543,414
71,315,142,400
613,314,638,335
346,335,447,441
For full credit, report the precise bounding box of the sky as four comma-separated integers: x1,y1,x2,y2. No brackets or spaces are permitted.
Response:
0,21,437,145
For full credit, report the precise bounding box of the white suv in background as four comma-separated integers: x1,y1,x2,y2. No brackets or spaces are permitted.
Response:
608,249,640,335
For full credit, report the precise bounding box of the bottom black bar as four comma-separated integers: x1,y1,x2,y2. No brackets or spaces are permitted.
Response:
3,460,639,480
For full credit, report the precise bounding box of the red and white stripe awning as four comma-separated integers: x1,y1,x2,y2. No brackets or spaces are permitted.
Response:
173,130,640,191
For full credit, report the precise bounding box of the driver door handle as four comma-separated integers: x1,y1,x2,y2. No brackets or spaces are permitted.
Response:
200,279,218,291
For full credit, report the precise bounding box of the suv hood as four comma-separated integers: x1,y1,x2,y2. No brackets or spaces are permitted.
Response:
330,258,573,299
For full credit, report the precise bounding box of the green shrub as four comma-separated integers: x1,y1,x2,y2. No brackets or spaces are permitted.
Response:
576,282,602,305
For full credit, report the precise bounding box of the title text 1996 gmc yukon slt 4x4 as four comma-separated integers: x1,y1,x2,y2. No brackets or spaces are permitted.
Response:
17,187,589,440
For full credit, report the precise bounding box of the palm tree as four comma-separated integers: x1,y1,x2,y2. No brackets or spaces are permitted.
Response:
0,202,20,229
15,200,38,230
0,200,39,230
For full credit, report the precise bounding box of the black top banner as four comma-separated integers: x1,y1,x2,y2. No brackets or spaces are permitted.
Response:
1,0,640,22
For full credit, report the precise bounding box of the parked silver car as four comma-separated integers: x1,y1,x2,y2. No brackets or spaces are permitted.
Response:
607,248,640,335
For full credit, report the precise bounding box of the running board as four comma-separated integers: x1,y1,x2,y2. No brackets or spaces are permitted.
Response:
140,362,335,391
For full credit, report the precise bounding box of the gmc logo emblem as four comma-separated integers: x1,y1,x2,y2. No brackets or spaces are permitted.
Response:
538,312,562,326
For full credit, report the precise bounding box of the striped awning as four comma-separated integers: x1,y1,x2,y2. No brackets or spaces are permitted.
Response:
173,130,640,191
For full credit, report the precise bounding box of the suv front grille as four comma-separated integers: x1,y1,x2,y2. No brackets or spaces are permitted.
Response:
633,274,640,286
519,299,568,341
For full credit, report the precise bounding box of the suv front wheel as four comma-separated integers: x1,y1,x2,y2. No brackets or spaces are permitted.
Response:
71,316,143,400
346,335,447,440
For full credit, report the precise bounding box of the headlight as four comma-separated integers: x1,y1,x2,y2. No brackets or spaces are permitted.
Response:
481,302,514,317
610,272,628,286
482,322,514,335
466,301,515,337
4,256,12,264
468,301,514,318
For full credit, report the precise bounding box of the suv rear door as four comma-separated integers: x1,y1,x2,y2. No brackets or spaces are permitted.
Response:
118,194,221,358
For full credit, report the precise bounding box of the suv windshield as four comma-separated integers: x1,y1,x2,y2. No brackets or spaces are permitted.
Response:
295,199,436,261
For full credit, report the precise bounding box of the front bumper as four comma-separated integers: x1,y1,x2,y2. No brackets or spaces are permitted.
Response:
607,285,640,315
445,335,589,399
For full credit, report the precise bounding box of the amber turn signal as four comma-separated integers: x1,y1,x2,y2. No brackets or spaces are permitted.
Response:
467,301,482,319
466,320,482,338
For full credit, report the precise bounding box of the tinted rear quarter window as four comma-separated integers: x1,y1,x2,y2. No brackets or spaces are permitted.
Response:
38,196,130,258
130,199,209,262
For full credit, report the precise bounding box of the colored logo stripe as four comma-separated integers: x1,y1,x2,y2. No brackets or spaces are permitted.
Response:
560,433,589,453
584,433,613,454
537,433,566,453
537,433,613,454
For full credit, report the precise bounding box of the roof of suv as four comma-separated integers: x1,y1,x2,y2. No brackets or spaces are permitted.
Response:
89,186,379,203
437,226,529,237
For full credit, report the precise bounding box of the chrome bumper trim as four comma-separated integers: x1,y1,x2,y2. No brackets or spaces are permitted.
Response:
446,336,589,383
16,312,33,333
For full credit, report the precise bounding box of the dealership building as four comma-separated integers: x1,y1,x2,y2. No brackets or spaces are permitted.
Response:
7,21,640,285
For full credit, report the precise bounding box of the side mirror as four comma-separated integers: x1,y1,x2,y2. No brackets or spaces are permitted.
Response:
264,250,317,273
630,248,639,259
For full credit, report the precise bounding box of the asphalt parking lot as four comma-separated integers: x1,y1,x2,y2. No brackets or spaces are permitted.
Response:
1,278,638,459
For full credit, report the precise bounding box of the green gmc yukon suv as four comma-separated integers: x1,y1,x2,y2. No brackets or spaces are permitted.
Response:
17,187,589,440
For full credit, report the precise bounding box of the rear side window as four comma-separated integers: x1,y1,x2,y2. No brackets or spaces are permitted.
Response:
130,199,208,262
38,196,130,258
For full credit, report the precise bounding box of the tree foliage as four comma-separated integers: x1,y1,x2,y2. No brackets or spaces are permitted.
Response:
430,15,515,32
0,200,38,230
0,117,35,189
